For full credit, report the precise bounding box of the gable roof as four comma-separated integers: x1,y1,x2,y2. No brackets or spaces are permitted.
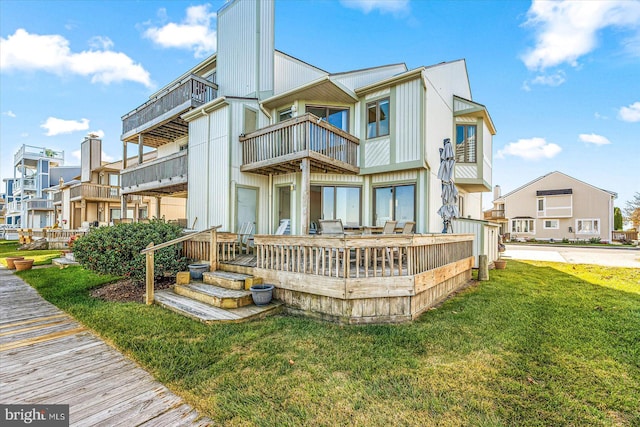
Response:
495,171,617,202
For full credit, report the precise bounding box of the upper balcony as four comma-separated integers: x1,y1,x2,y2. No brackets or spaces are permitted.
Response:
121,75,218,147
53,191,62,205
25,199,53,211
70,184,120,202
121,150,188,197
13,177,37,194
483,209,506,221
14,145,64,168
6,201,22,214
240,113,359,175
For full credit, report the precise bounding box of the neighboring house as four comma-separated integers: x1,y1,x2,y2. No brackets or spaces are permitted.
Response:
3,144,80,228
50,135,187,229
121,0,495,236
491,171,616,242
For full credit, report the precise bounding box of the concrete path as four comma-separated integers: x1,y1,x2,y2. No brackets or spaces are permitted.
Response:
0,267,211,426
504,244,640,268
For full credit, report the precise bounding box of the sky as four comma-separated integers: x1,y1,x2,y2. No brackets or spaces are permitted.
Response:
1,0,639,209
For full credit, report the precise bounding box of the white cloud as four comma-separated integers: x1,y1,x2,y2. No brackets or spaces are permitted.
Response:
144,4,217,58
88,36,114,50
340,0,410,14
2,110,16,118
497,137,562,161
0,29,152,87
619,101,640,122
579,133,611,145
521,0,640,70
41,117,89,136
594,112,608,120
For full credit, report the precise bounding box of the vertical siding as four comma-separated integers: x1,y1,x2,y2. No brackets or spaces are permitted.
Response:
482,122,492,187
273,54,326,95
395,79,422,163
371,170,418,184
208,108,231,229
258,0,274,95
187,115,210,229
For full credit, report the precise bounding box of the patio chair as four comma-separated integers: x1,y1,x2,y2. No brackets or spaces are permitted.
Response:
400,221,415,234
318,219,344,236
275,219,290,235
382,220,397,234
237,221,255,254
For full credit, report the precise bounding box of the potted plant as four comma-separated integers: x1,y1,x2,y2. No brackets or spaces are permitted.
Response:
188,262,210,280
495,234,507,269
14,258,35,271
5,256,25,270
250,284,275,306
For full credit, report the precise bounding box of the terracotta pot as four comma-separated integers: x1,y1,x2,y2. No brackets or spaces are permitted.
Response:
5,257,25,270
14,259,34,271
494,259,507,270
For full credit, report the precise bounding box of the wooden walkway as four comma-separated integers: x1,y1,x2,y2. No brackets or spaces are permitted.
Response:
0,267,211,426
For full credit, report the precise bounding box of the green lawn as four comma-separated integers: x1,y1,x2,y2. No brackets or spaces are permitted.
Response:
9,249,640,426
0,240,62,266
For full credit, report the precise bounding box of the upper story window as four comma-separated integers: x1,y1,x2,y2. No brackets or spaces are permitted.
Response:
108,174,119,187
306,106,349,132
456,124,477,163
278,108,293,122
537,198,544,212
367,98,390,139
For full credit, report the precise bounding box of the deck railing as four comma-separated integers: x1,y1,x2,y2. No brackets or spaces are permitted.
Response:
25,199,53,210
253,234,473,279
14,145,64,165
181,232,240,263
53,192,62,204
484,209,505,220
122,75,217,135
70,183,120,201
121,150,188,191
14,178,36,192
240,113,359,171
612,230,638,241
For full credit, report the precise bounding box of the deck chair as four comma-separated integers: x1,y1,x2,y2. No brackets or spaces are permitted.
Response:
382,220,397,234
318,219,344,236
400,221,415,234
275,219,290,235
237,221,255,254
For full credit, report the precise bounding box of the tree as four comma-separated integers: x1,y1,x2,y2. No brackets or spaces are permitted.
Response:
614,207,623,230
623,192,640,230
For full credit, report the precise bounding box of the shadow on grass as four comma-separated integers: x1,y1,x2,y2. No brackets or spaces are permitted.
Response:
15,261,640,426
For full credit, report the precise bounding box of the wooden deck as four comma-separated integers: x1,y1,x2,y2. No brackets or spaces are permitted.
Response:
0,267,210,426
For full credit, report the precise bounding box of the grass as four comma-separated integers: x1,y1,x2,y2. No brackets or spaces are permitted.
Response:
8,246,640,426
0,240,62,266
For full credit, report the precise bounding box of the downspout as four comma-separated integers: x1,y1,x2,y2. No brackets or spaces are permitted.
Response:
204,108,210,230
269,174,273,233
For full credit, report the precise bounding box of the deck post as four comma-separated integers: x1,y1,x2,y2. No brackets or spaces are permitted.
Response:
301,158,310,235
138,134,144,165
210,229,218,271
145,242,154,305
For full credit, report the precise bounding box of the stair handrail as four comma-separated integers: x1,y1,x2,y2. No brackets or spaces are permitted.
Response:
141,225,222,305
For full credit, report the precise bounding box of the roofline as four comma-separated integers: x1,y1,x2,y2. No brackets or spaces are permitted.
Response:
261,75,358,107
454,95,497,135
354,67,425,95
275,49,329,74
495,171,617,201
148,54,217,100
330,62,407,77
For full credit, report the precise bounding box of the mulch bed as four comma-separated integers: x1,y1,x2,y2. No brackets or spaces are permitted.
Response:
91,276,175,303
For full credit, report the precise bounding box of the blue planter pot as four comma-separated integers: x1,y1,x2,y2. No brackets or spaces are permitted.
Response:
250,284,274,306
188,263,209,280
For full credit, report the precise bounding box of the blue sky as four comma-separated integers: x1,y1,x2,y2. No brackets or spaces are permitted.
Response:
1,0,639,209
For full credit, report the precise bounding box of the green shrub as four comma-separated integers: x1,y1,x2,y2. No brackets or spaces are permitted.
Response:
589,237,602,244
73,220,190,283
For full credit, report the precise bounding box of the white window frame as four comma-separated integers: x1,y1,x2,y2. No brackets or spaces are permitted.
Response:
543,219,559,229
576,218,599,234
537,198,545,215
511,219,535,234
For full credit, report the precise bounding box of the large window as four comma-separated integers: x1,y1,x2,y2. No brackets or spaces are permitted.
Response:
511,219,535,233
576,219,599,234
373,184,415,226
543,219,559,229
306,106,349,132
367,98,390,139
319,186,361,227
456,124,477,163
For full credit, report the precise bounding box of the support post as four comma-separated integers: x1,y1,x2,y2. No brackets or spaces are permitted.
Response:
478,254,489,281
300,158,310,235
145,242,155,304
155,196,161,219
210,228,218,271
138,134,144,165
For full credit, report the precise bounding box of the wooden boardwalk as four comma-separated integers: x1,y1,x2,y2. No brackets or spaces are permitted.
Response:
0,267,211,426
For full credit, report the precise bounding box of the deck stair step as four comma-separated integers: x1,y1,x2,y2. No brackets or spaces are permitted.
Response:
203,270,262,290
174,283,253,309
154,289,282,324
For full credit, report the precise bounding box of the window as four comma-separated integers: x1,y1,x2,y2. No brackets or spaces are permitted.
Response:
244,107,257,134
138,207,148,220
109,174,119,186
577,219,599,234
306,106,349,132
320,186,361,227
537,198,544,212
373,184,415,226
511,219,535,233
455,124,477,163
367,98,390,139
278,108,293,122
458,195,465,218
544,219,559,229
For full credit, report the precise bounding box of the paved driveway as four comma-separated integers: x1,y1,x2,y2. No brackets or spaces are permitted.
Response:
504,244,640,268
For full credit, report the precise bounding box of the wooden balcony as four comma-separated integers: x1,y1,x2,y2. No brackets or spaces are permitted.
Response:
121,151,188,197
121,75,217,147
240,113,359,175
69,184,120,202
483,210,506,220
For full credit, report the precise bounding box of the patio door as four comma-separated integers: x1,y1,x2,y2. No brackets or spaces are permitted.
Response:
236,187,257,232
277,186,291,231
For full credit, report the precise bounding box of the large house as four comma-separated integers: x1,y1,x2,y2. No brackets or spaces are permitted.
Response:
120,0,495,236
488,171,616,242
3,145,79,228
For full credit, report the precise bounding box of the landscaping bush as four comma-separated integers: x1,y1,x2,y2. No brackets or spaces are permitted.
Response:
73,220,189,283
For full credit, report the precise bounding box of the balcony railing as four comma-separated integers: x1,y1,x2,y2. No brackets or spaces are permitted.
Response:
240,113,360,175
53,192,62,204
25,199,53,210
14,145,64,166
121,150,188,195
6,201,22,213
484,210,505,220
70,184,120,201
13,178,37,192
122,75,217,137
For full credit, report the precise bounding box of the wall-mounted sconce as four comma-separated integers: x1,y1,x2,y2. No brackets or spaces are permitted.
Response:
290,184,296,191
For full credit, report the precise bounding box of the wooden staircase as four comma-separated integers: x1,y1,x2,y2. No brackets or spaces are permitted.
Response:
154,264,281,324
